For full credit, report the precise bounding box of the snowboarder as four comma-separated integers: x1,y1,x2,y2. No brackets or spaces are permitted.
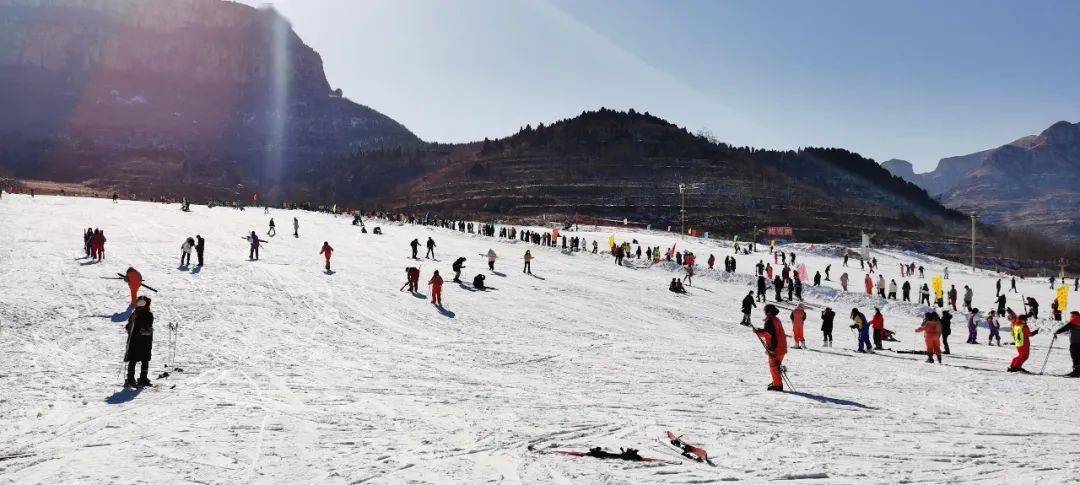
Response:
486,249,497,271
850,308,873,353
452,257,467,283
247,231,266,260
180,237,194,267
195,235,205,266
753,304,788,391
1007,314,1039,372
320,242,334,271
428,270,444,306
425,237,436,259
915,312,943,363
821,307,835,347
741,291,756,326
1053,311,1080,377
123,296,154,387
790,304,807,349
523,250,533,274
267,218,276,237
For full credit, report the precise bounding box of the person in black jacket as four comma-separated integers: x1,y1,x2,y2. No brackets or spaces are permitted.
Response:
821,307,835,347
756,276,767,303
452,257,466,283
473,273,486,290
902,281,911,302
773,276,784,302
410,238,420,259
124,296,155,387
1054,311,1080,377
741,291,756,326
940,310,953,355
195,235,205,266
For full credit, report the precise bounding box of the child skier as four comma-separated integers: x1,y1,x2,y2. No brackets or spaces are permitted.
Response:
1007,314,1039,373
429,270,444,306
790,304,807,349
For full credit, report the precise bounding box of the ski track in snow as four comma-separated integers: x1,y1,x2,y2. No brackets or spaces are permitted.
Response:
0,194,1078,484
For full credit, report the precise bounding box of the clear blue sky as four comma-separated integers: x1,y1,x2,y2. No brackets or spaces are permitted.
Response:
237,0,1080,172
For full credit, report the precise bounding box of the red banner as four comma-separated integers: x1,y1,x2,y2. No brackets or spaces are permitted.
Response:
766,226,793,237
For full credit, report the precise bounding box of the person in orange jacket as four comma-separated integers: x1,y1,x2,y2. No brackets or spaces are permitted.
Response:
790,304,807,349
915,311,943,363
124,267,142,307
754,304,788,391
870,308,885,350
1007,314,1039,373
429,270,444,306
319,241,334,271
864,274,873,295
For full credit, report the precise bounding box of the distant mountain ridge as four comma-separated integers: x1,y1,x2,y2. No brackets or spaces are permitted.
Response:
882,121,1080,239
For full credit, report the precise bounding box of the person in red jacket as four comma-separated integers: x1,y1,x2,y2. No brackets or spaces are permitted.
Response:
915,312,943,363
1053,311,1080,377
1008,314,1039,373
405,266,420,293
864,274,873,295
124,267,142,307
870,308,885,350
319,242,334,271
429,270,444,306
754,304,788,391
790,304,807,349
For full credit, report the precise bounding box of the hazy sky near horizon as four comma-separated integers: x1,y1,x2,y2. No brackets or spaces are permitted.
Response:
237,0,1080,171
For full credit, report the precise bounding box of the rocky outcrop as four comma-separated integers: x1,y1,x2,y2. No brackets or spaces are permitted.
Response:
0,0,418,198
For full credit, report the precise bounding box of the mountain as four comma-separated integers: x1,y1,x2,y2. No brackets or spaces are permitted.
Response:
0,0,419,199
882,121,1080,239
375,108,969,246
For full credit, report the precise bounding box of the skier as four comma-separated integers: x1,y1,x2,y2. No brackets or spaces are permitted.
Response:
123,296,154,387
1053,311,1080,377
915,312,943,363
1007,314,1039,373
876,274,886,298
428,270,444,306
425,237,436,259
965,308,979,345
813,271,821,286
708,254,715,269
756,275,767,303
247,231,267,260
773,275,784,302
766,263,773,279
986,312,1001,346
267,218,276,237
523,250,534,274
180,237,194,267
870,308,885,350
320,242,334,271
1051,299,1062,321
944,267,950,280
124,267,143,307
793,276,803,301
410,238,420,259
790,304,807,349
1010,277,1017,293
293,217,299,237
850,308,873,353
940,310,953,354
948,285,958,311
195,235,205,266
741,291,756,326
473,273,486,290
919,284,931,305
996,294,1007,317
405,266,420,293
756,260,765,276
902,280,911,302
824,264,831,281
840,272,849,292
864,274,873,295
753,304,787,391
821,307,835,347
918,266,925,278
963,285,974,311
1027,297,1039,319
452,257,467,283
888,279,897,300
996,279,1002,296
482,248,496,272
83,228,93,257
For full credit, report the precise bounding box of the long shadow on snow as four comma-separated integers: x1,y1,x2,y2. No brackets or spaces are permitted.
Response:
492,271,507,277
457,283,477,292
436,306,456,318
79,260,100,266
786,390,875,410
105,387,142,404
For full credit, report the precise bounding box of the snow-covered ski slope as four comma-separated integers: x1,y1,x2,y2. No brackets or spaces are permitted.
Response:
1,194,1077,484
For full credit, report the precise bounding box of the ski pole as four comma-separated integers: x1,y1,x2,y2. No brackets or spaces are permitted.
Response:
1038,335,1057,375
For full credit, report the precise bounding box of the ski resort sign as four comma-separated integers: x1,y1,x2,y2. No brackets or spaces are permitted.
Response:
766,226,793,237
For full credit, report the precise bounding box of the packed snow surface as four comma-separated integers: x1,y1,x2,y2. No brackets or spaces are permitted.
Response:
1,194,1077,484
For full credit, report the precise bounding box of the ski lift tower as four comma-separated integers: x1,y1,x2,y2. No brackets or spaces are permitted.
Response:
970,213,977,272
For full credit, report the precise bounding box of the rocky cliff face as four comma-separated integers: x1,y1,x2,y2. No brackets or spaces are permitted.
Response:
940,121,1080,239
0,0,418,198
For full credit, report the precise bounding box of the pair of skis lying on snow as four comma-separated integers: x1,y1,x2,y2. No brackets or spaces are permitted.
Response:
528,430,715,466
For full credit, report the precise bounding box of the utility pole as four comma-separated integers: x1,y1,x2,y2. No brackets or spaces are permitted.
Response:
679,183,686,237
1060,257,1068,281
970,213,976,272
